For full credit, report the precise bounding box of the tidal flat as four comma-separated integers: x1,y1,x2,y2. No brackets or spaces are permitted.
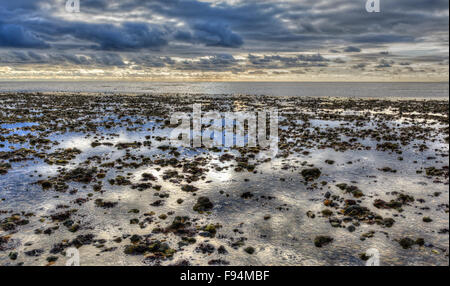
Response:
0,93,448,266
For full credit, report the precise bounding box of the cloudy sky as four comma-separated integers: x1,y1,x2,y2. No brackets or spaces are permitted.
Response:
0,0,448,81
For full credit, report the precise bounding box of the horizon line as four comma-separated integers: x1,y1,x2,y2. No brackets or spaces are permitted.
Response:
0,79,448,84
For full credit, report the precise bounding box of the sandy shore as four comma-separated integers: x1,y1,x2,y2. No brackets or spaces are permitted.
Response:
0,93,448,266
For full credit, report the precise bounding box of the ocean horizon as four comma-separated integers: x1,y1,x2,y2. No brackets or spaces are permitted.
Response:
0,81,448,99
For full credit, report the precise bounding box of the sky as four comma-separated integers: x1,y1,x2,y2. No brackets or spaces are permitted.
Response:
0,0,448,81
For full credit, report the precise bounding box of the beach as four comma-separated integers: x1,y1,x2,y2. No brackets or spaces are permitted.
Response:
0,92,448,266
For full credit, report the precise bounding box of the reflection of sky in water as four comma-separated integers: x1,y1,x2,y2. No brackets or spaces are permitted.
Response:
0,113,448,266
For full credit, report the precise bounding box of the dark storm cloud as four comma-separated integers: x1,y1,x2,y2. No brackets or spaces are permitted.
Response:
0,50,126,67
411,55,449,63
0,50,334,72
246,54,329,69
352,63,367,69
178,22,243,48
375,59,394,68
0,0,448,75
351,34,415,44
65,22,169,51
1,0,447,50
344,46,361,53
164,53,333,72
129,55,175,68
0,0,247,50
0,24,49,48
173,54,242,71
0,0,42,11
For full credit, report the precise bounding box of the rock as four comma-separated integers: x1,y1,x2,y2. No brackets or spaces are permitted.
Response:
40,180,52,189
142,173,158,181
301,168,322,181
314,236,333,247
124,244,151,255
208,259,230,265
193,197,213,213
25,249,44,257
241,192,254,199
8,252,18,260
131,183,152,191
337,184,364,198
218,245,228,254
360,231,375,241
321,209,333,217
150,200,164,207
379,167,397,173
329,218,342,228
130,234,142,243
71,234,95,248
165,216,192,235
68,224,80,233
306,211,316,219
46,256,58,263
124,240,175,258
244,246,255,254
51,211,74,222
425,167,446,177
178,237,196,247
170,260,191,266
64,167,97,183
94,199,117,208
381,218,395,228
415,238,425,246
181,184,198,192
203,224,220,236
398,237,415,249
344,205,370,217
195,243,215,254
359,253,370,261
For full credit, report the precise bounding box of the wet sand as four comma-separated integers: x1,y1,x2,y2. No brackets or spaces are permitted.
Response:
0,93,448,266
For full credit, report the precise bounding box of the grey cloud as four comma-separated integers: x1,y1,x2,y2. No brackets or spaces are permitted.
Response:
352,63,367,69
0,0,447,77
0,24,49,48
174,54,241,71
376,59,394,68
62,22,169,51
0,51,126,67
3,0,447,53
344,46,361,53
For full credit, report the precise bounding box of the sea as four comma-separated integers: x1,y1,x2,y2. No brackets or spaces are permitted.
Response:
0,81,448,99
